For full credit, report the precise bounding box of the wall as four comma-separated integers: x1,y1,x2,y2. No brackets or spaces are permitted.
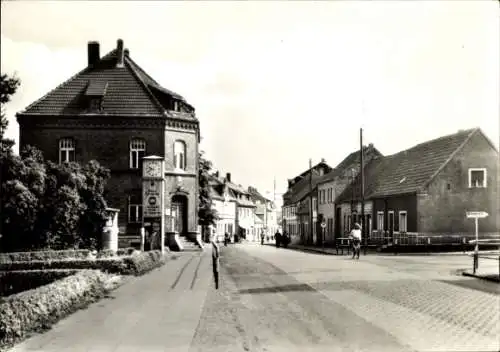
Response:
318,180,336,243
372,195,417,234
164,127,198,174
418,132,499,235
20,119,165,170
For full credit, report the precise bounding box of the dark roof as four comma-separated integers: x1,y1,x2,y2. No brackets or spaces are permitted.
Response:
248,186,271,203
283,170,324,206
317,145,383,185
336,128,481,202
18,41,196,120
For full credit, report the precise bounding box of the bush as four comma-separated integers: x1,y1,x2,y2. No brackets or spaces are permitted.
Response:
0,270,122,349
117,247,138,256
95,247,138,259
0,249,91,263
0,269,78,297
0,251,165,276
122,250,165,276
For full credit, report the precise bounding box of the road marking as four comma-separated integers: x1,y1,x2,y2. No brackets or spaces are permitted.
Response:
171,255,197,290
327,289,500,352
190,254,204,290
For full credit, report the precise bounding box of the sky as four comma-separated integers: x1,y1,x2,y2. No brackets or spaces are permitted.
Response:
1,1,499,205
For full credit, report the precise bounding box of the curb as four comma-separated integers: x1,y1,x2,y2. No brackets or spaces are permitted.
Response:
462,271,500,283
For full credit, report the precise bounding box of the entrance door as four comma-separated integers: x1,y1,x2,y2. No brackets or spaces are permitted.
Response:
171,195,187,235
388,211,394,239
335,207,341,240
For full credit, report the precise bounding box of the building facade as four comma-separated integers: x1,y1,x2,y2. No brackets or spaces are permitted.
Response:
336,128,500,245
17,39,200,248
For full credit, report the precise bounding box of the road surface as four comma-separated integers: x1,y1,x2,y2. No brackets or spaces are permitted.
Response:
9,243,500,352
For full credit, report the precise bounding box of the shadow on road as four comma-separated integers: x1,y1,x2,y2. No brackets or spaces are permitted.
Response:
438,279,500,295
239,283,315,295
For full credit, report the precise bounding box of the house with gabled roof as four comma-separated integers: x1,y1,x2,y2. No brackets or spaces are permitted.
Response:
316,144,382,245
208,172,257,243
336,128,499,246
282,161,331,245
16,39,201,249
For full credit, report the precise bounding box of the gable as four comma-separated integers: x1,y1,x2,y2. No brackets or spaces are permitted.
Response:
17,40,196,121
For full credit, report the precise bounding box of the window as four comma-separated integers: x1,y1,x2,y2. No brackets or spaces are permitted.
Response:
174,140,186,170
59,138,75,163
89,98,102,112
128,202,143,223
468,168,487,188
130,139,146,169
377,211,384,231
399,211,407,233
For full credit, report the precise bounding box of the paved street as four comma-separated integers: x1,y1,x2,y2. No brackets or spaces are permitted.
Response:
9,244,500,352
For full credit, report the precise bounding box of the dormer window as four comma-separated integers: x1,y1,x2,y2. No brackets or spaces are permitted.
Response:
89,98,102,111
85,80,107,112
173,100,179,112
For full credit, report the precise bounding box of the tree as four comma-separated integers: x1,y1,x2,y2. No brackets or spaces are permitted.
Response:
198,152,218,242
0,73,21,155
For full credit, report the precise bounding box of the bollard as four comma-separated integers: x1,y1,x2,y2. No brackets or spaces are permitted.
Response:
394,239,398,255
462,237,466,253
427,237,431,254
473,252,478,274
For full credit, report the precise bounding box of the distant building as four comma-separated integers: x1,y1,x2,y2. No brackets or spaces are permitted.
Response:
248,187,279,241
209,172,256,242
282,160,332,245
316,145,382,244
336,128,500,244
16,39,200,248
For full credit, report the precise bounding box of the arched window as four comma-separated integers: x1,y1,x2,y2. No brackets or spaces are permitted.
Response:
174,140,186,170
59,138,75,164
130,139,146,169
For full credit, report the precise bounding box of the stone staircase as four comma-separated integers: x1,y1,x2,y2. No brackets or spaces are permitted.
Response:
177,236,203,252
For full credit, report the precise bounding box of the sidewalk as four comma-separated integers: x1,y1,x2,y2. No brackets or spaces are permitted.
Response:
271,242,496,258
8,251,213,352
461,259,500,283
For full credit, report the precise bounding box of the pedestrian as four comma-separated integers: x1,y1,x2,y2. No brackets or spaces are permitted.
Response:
350,223,362,259
211,234,220,289
275,230,281,248
260,230,265,245
224,232,230,247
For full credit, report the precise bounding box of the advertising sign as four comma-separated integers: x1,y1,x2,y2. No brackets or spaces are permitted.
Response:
143,180,162,217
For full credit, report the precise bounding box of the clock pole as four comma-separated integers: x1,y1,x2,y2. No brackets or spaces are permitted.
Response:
142,156,166,255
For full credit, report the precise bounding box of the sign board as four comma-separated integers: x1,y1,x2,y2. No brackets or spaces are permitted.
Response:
321,222,327,229
143,180,162,217
466,211,488,219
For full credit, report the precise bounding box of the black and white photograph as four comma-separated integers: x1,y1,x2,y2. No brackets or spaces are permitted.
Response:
0,1,499,351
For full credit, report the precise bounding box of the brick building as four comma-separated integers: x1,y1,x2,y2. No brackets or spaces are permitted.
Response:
16,39,200,247
336,128,500,245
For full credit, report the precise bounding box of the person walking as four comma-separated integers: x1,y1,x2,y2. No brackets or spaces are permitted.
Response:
224,232,230,247
260,230,265,245
350,223,362,259
211,234,220,289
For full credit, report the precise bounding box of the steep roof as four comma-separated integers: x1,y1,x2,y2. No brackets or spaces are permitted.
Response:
336,128,481,202
17,40,196,121
317,145,383,186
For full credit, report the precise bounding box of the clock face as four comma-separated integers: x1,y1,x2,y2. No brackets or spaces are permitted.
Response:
144,161,161,177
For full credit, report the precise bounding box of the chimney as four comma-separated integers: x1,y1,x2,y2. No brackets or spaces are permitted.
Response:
124,48,130,57
321,158,325,163
87,41,100,67
214,171,219,178
226,173,231,182
116,39,124,68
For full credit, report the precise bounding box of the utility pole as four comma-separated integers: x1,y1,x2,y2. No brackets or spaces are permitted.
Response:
360,128,366,255
309,158,313,245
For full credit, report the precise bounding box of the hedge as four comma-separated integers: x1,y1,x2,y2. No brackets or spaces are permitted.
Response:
0,251,166,276
0,270,122,349
0,249,91,263
0,269,78,297
96,247,138,259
